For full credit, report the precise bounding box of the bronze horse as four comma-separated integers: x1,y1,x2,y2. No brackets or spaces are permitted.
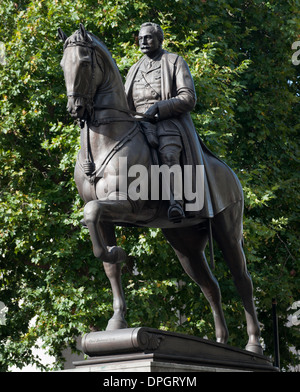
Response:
58,24,263,354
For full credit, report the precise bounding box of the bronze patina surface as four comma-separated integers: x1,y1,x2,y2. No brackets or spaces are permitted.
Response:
58,23,263,355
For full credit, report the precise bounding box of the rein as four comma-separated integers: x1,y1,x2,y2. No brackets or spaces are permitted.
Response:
91,104,157,125
64,42,156,125
65,39,157,193
78,120,141,201
79,103,156,185
79,105,156,180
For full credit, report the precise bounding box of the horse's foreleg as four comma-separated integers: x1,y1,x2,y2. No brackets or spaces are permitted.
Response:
84,200,130,330
103,262,127,330
96,221,127,330
84,199,129,264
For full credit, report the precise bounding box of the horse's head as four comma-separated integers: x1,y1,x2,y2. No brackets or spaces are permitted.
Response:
58,24,103,120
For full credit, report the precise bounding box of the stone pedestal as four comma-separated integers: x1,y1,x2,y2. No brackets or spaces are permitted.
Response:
73,327,278,372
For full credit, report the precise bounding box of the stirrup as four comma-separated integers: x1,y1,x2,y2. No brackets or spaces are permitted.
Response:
168,204,185,223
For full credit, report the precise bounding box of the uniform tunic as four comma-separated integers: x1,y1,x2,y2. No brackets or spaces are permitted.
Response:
130,51,182,164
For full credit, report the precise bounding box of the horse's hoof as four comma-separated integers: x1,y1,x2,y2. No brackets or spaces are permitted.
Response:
216,336,228,344
245,343,264,355
106,318,128,331
215,326,229,345
106,246,127,264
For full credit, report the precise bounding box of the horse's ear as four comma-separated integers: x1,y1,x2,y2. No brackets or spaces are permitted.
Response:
58,27,68,43
79,23,87,39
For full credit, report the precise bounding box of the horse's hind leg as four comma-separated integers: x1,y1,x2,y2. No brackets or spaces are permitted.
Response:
162,226,229,344
212,201,263,354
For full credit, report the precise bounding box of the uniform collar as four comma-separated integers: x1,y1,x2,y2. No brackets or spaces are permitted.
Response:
143,49,163,70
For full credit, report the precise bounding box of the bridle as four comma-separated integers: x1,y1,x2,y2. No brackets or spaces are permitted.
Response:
64,41,97,121
63,39,156,180
64,40,155,126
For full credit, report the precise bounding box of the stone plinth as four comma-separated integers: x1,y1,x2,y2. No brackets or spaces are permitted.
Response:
73,327,278,372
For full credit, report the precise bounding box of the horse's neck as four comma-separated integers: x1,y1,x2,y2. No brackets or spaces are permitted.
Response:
93,61,130,120
93,91,128,113
80,43,134,167
82,67,133,167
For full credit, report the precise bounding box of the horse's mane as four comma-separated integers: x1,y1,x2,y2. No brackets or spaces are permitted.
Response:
64,29,120,75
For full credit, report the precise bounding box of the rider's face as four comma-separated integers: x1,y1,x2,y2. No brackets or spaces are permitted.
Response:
138,26,161,56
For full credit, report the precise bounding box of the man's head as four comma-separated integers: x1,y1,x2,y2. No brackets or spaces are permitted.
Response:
138,22,164,57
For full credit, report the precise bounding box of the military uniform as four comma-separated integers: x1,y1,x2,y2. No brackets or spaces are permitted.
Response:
125,49,242,219
125,49,199,219
130,51,182,168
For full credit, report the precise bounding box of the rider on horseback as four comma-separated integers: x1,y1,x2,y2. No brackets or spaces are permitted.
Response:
125,22,200,222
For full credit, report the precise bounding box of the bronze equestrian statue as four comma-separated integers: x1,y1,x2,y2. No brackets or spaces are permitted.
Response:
58,23,263,355
125,22,199,222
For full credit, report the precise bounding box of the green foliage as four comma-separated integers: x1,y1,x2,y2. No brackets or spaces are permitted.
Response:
0,0,299,371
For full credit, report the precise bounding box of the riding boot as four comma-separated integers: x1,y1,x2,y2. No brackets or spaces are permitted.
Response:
168,200,185,223
167,175,185,223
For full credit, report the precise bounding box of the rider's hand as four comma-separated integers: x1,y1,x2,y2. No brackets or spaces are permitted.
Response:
145,103,159,118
